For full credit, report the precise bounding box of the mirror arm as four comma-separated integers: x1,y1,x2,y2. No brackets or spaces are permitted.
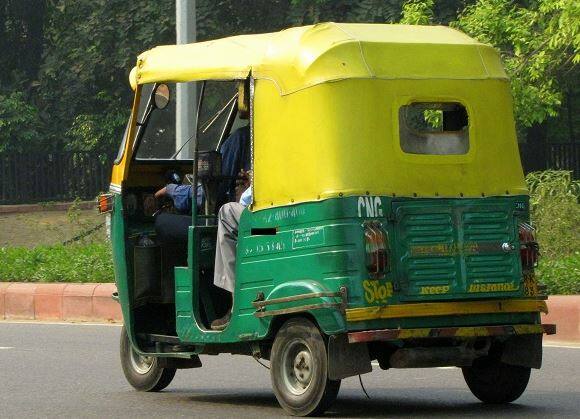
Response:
131,83,158,156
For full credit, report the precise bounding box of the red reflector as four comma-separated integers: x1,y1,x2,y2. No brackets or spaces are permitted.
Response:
364,221,389,278
97,193,114,214
519,222,539,270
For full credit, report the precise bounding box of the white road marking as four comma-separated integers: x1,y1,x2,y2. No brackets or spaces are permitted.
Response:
543,343,580,349
0,347,15,350
0,320,122,327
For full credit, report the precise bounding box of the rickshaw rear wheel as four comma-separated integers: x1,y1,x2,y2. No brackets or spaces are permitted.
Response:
270,317,341,416
120,326,176,392
462,356,531,403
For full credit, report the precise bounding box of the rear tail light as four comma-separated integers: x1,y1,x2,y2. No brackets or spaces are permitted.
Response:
364,221,389,278
97,193,114,214
519,222,539,270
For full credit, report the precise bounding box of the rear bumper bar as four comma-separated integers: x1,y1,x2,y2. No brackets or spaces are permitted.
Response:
347,323,557,343
345,299,548,322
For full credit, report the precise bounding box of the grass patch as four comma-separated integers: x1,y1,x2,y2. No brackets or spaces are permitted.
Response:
0,208,104,248
536,254,580,295
527,170,579,259
526,170,579,295
0,243,114,283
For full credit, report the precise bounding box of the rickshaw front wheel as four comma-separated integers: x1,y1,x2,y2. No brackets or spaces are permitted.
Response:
270,317,341,416
462,356,531,403
120,326,176,392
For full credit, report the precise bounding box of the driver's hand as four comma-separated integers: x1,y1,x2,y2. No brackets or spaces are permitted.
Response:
237,169,251,188
152,185,175,216
154,186,167,199
235,170,251,202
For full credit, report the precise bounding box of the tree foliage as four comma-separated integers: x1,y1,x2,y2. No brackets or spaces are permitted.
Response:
39,1,176,154
0,0,45,152
400,0,435,25
0,91,43,153
454,0,579,127
0,0,577,155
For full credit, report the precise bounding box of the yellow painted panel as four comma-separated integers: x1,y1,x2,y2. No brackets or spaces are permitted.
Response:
110,86,142,187
394,325,546,339
253,78,526,211
345,300,548,322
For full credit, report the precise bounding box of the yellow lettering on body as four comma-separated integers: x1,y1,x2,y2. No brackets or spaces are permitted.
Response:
420,285,450,295
363,280,376,304
469,283,519,293
362,280,393,304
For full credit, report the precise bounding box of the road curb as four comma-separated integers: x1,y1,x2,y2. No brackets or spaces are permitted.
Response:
542,295,579,343
0,283,122,323
0,283,577,341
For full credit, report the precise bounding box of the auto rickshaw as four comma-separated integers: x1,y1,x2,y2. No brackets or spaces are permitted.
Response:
100,23,556,416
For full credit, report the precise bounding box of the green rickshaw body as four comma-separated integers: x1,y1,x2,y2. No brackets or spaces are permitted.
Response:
105,23,555,414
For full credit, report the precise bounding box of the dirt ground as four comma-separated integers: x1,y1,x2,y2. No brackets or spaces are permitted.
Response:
0,209,105,247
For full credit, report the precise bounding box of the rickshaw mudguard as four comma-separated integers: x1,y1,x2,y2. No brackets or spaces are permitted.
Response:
258,280,347,336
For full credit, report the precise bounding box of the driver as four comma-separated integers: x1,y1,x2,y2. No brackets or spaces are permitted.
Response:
155,81,251,213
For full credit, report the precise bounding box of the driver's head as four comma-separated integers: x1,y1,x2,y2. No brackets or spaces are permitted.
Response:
237,80,250,120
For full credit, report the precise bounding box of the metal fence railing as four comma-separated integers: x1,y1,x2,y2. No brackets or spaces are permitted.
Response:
0,152,114,205
0,144,577,205
547,143,579,179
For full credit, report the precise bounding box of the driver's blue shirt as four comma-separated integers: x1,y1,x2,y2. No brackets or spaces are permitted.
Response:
166,184,252,213
166,183,203,214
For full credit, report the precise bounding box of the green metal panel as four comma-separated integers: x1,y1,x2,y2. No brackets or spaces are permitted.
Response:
391,198,523,301
176,199,357,344
109,194,139,347
114,191,536,347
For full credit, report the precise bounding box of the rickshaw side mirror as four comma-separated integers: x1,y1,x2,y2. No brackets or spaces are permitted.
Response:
153,84,170,110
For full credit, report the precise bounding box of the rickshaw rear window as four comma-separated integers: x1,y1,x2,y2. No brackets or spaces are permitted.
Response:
399,102,469,155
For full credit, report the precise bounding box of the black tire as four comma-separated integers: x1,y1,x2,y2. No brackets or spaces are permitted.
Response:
462,357,531,404
270,318,341,416
120,326,176,392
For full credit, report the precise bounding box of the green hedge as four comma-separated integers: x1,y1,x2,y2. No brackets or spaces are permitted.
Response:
526,170,579,295
536,254,580,295
0,244,114,283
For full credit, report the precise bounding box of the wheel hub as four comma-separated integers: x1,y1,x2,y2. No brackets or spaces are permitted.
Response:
293,350,312,385
129,348,154,375
281,340,314,395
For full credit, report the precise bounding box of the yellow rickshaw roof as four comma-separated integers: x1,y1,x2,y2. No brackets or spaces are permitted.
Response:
132,23,507,94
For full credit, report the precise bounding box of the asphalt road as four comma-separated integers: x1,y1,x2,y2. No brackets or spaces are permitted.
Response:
0,322,578,418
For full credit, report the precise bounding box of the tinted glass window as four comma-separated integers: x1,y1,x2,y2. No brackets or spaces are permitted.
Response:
399,102,469,155
135,83,177,159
